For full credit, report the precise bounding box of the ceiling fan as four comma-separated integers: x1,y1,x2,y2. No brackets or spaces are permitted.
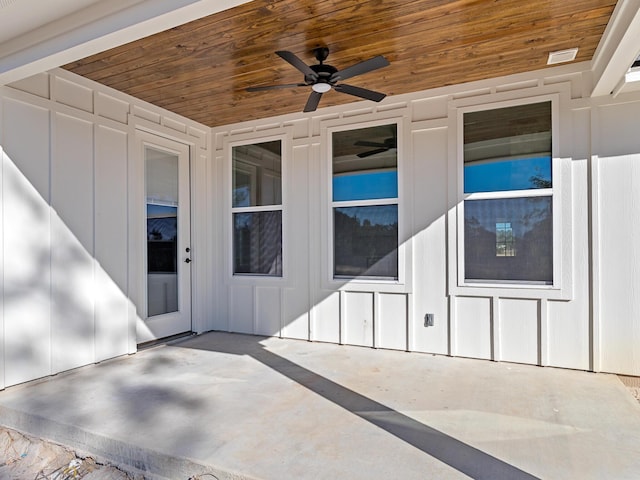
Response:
246,47,389,113
355,129,397,158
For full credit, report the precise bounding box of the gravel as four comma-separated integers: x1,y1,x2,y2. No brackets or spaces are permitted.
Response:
0,426,137,480
618,375,640,404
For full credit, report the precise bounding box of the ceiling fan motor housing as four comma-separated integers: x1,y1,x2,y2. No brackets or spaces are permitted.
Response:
308,63,339,85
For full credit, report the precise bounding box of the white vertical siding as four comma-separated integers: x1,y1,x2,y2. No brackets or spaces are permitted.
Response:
313,291,340,343
51,113,95,373
0,68,210,387
255,287,281,336
190,148,210,335
282,144,311,340
545,106,592,371
94,125,129,362
411,126,449,355
377,293,407,350
230,286,254,334
596,100,640,375
0,141,3,390
344,291,374,347
3,60,640,380
454,297,492,360
499,299,539,365
2,99,52,386
548,300,590,369
282,287,309,340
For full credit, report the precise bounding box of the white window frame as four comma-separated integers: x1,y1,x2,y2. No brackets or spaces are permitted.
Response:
226,133,288,284
325,117,408,292
450,92,573,300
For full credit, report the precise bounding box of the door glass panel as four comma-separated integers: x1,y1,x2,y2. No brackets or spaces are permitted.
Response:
146,147,179,316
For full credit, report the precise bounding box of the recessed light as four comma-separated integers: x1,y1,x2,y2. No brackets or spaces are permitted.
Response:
547,48,579,65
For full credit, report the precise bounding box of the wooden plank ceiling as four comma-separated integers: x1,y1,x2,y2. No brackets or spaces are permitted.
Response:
63,0,617,128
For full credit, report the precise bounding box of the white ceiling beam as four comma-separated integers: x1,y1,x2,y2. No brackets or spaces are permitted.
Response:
0,0,251,86
591,0,640,97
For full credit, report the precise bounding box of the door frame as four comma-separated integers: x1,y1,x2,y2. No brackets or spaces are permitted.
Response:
133,129,193,344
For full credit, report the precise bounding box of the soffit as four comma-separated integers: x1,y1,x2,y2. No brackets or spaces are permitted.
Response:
0,0,102,45
63,0,618,128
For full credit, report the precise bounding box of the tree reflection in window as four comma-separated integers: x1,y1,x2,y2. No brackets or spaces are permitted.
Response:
147,204,177,274
465,198,552,283
334,205,398,278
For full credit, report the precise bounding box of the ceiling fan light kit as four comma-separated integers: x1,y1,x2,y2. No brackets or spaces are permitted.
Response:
312,83,332,93
247,46,389,112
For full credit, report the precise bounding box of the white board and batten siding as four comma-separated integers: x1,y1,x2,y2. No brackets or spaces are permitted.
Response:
211,62,640,377
0,69,209,388
2,61,640,385
594,99,640,376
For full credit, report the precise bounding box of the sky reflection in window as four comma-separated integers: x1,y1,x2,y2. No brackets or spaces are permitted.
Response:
464,156,551,193
333,170,398,201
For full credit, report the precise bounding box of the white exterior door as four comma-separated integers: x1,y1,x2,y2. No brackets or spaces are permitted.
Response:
138,132,191,342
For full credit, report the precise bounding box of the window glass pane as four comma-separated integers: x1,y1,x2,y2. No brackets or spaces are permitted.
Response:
333,124,397,201
233,211,282,276
464,102,551,193
334,205,398,279
147,204,177,274
232,140,281,207
464,197,552,284
145,147,179,317
333,170,398,201
464,156,551,193
146,147,178,204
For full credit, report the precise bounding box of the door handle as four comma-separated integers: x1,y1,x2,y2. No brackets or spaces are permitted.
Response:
185,258,191,264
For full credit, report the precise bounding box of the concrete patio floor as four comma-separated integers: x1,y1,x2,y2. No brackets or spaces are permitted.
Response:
0,332,639,479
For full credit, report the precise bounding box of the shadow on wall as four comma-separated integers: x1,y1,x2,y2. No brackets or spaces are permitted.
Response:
2,145,130,387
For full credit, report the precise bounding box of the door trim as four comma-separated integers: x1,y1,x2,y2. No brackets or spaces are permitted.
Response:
135,130,192,344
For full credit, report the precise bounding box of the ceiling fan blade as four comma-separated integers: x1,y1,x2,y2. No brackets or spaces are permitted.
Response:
331,55,389,82
334,83,386,102
357,148,389,158
246,83,307,92
276,51,318,80
354,140,387,148
303,91,323,112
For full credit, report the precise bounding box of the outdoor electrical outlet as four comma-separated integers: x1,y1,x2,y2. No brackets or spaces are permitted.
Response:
424,313,434,327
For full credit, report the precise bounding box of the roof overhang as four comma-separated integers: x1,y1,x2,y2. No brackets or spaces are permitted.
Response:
0,0,252,85
591,0,640,96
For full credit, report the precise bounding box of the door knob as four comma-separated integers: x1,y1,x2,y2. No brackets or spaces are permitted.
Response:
185,258,191,264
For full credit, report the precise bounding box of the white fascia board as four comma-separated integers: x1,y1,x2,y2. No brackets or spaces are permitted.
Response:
591,0,640,97
0,0,251,86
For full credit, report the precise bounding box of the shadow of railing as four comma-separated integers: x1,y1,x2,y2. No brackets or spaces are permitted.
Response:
179,333,540,480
